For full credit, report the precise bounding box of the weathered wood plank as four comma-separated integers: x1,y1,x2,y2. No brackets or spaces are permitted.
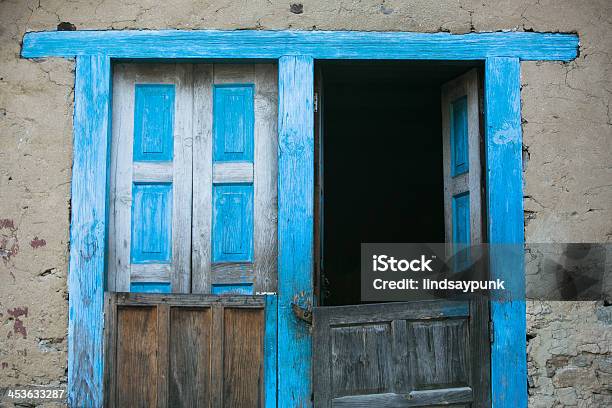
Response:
22,30,579,61
331,387,472,407
130,263,172,282
157,304,170,408
133,162,173,182
223,307,265,407
211,262,255,284
319,300,469,325
169,307,213,407
171,64,194,293
210,304,224,408
253,63,279,293
485,57,527,408
116,307,158,408
191,64,214,294
103,293,118,408
212,162,254,183
114,292,266,307
68,55,111,408
277,55,314,408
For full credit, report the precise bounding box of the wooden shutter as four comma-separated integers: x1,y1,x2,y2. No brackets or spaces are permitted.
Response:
104,293,276,408
441,68,484,247
109,64,193,293
191,64,278,295
109,64,278,295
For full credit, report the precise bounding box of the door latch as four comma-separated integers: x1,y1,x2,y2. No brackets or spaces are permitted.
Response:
292,302,313,325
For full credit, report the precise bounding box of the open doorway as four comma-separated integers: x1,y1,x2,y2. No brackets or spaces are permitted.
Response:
317,60,483,306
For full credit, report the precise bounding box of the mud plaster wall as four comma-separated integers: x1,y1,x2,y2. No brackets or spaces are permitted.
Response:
0,0,610,406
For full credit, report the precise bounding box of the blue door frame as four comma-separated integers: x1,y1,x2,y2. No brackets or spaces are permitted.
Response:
21,29,578,408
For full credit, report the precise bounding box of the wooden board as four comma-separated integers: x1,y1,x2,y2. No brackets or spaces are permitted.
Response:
104,293,275,408
313,301,488,407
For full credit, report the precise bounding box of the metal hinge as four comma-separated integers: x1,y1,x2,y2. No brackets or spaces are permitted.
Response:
489,320,495,344
292,302,313,325
314,92,319,113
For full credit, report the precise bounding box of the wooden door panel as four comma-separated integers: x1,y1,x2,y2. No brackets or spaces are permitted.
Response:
313,301,482,408
116,306,159,408
104,293,275,408
169,307,213,407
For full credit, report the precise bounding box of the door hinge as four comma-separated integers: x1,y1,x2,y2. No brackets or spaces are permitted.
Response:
292,302,313,325
314,92,319,113
489,320,495,344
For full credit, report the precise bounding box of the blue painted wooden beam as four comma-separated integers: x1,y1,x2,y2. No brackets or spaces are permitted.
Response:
485,57,527,408
277,55,314,408
68,55,112,408
22,30,578,61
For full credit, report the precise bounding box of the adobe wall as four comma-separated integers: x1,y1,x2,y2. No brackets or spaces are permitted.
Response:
1,1,610,406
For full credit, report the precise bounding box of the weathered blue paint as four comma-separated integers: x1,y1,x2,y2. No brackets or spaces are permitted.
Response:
277,55,314,408
452,192,470,244
131,183,172,263
68,55,111,408
212,184,254,262
210,283,253,295
213,84,254,162
485,57,527,408
34,29,576,407
133,84,175,162
450,95,469,176
264,295,278,408
21,30,579,61
130,282,171,293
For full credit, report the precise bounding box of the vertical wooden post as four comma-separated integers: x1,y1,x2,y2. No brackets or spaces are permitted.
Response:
277,55,315,408
68,55,112,407
485,57,527,408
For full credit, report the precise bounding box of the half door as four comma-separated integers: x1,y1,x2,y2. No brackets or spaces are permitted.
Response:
312,68,490,407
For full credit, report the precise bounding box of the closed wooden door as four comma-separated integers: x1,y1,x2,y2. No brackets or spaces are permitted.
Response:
312,69,490,407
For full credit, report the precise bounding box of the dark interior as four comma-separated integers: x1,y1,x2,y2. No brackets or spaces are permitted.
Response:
319,60,481,306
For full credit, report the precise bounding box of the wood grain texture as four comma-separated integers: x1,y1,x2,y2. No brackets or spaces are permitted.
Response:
116,307,158,408
277,55,314,408
133,162,173,182
213,162,254,183
332,387,472,407
313,302,477,408
68,55,111,408
211,262,255,284
191,64,214,294
223,307,265,407
169,307,212,408
130,263,172,282
253,64,278,293
485,57,527,408
22,30,579,61
105,293,274,407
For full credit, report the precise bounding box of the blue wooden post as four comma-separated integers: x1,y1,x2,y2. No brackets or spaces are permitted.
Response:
485,57,527,408
68,55,112,407
277,55,315,408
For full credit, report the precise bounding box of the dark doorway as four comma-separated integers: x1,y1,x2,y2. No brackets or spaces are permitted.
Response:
318,60,482,306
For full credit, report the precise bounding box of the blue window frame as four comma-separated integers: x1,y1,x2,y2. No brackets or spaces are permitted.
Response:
21,29,578,408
